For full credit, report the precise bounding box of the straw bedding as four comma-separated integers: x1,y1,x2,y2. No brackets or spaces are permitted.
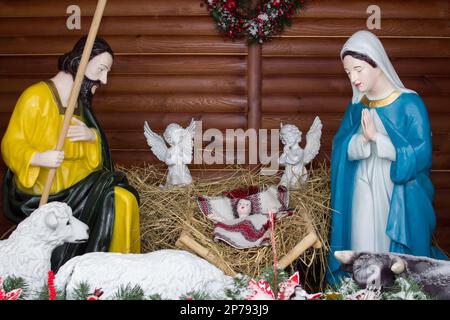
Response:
118,163,332,287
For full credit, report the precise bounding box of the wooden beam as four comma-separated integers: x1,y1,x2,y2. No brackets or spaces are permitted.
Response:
247,43,262,131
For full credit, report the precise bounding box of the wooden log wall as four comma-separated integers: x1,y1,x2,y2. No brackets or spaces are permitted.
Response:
0,0,449,253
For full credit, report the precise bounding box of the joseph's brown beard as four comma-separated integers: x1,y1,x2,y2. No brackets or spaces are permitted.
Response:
80,77,102,107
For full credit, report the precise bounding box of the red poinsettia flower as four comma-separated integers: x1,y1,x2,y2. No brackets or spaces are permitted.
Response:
87,288,104,300
272,0,282,8
224,0,237,11
0,276,23,300
247,272,301,300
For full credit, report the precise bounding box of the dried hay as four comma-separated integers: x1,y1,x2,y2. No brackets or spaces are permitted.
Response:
118,163,332,288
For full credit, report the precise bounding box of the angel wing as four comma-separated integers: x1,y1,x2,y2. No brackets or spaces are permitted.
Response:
180,118,196,163
144,121,168,162
303,116,323,165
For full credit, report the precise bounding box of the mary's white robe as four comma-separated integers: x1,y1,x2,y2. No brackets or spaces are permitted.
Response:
347,108,397,253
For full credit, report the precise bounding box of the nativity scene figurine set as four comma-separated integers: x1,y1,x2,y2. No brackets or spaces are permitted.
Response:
0,18,448,300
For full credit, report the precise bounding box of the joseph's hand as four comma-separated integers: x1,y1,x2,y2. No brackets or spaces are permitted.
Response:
31,150,64,168
68,117,96,142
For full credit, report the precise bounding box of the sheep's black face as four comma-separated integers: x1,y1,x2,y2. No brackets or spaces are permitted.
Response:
352,254,395,289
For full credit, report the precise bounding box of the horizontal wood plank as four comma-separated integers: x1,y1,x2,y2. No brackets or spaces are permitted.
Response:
434,189,450,212
1,17,449,38
431,171,450,189
0,92,247,113
0,0,208,17
3,74,450,96
2,93,449,115
262,95,450,114
0,36,247,55
262,113,450,133
0,55,247,76
262,57,450,76
0,112,248,131
96,112,247,131
2,37,450,58
0,16,218,37
0,74,246,94
3,56,450,77
283,18,450,37
262,76,450,95
0,0,447,19
263,38,450,58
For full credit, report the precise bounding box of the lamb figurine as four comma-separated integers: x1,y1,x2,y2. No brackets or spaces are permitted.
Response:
0,202,89,298
335,250,450,300
55,249,234,300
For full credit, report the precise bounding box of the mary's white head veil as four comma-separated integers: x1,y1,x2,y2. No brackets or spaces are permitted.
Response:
341,30,416,103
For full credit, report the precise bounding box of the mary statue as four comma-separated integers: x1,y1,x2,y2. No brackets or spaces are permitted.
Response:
327,30,448,285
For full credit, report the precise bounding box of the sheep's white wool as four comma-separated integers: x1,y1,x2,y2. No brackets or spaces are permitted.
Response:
56,249,234,300
0,202,89,298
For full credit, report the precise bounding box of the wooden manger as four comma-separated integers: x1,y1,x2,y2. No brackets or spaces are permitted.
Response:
120,163,331,286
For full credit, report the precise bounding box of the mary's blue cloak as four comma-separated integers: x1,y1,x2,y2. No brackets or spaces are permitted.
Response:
326,92,448,285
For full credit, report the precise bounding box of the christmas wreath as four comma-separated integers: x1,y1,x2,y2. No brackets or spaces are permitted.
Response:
204,0,306,43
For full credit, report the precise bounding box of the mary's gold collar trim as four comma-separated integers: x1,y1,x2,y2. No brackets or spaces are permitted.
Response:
360,90,401,108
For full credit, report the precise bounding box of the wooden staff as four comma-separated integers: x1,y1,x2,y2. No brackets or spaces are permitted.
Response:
277,229,321,270
39,0,108,207
176,231,237,277
278,211,323,269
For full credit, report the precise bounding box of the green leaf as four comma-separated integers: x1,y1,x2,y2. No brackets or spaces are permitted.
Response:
147,293,164,300
36,283,65,300
113,284,145,300
179,290,212,300
72,281,92,300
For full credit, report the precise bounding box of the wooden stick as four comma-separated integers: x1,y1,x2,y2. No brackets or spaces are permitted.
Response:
277,231,320,270
175,231,237,277
39,0,108,207
277,206,323,268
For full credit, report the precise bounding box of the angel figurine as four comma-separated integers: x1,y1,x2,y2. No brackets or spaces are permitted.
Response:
144,119,196,188
279,117,322,189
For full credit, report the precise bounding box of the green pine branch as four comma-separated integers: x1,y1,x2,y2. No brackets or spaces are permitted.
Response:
3,276,28,300
72,281,92,300
180,290,212,300
224,274,251,300
36,283,66,300
112,284,145,300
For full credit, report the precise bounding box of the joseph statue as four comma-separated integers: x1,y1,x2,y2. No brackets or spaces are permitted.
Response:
1,36,141,271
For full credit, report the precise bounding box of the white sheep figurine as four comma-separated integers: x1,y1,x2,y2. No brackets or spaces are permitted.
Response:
0,202,89,298
55,249,234,300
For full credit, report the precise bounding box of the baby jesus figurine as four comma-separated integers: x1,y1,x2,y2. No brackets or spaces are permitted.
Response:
235,199,252,218
144,119,196,188
279,117,322,189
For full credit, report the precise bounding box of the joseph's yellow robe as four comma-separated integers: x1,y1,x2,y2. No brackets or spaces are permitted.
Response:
1,81,140,254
